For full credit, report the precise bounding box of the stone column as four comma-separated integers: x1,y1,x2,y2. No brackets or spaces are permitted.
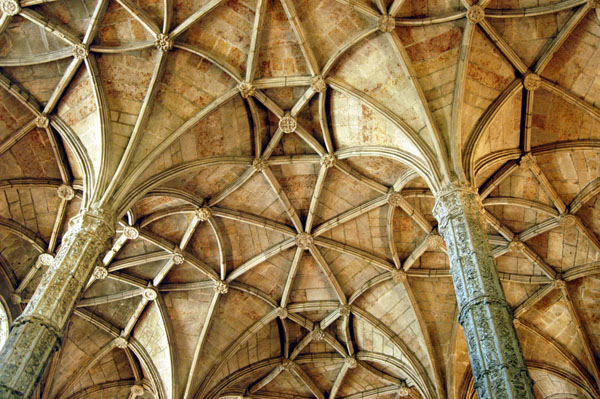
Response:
0,209,114,399
433,184,534,399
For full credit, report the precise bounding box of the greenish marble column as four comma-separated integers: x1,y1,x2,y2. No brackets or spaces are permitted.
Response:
433,184,534,399
0,210,114,399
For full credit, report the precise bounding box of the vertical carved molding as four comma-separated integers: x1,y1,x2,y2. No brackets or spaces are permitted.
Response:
0,210,114,399
433,184,534,399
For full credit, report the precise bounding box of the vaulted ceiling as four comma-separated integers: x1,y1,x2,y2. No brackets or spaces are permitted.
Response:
0,0,600,399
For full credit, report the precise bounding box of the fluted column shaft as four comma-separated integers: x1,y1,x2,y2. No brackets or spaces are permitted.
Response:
433,184,534,399
0,210,114,399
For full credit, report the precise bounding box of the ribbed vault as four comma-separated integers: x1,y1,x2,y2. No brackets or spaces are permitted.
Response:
1,0,600,398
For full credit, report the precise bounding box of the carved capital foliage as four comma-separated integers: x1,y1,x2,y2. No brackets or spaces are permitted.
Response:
433,184,535,399
37,253,54,268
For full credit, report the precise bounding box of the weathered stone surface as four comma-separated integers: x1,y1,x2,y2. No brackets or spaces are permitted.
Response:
433,184,535,399
0,210,114,399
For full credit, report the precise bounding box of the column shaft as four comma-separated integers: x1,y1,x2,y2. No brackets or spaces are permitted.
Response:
0,210,114,398
433,184,534,399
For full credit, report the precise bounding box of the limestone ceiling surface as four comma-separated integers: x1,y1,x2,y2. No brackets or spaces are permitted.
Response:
0,0,600,398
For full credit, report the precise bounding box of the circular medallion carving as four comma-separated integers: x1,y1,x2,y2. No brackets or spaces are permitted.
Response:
196,206,212,222
35,115,49,129
467,6,485,23
239,81,255,99
523,73,541,91
57,184,75,201
143,287,158,301
312,326,325,341
276,307,288,319
311,76,327,93
214,280,229,295
253,157,267,172
388,192,403,208
93,265,108,280
279,114,297,134
72,44,89,59
378,15,396,32
114,336,128,349
509,239,525,253
392,269,407,283
0,0,20,16
155,33,173,51
295,233,313,249
123,225,139,240
172,248,185,265
320,153,336,169
559,214,577,229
